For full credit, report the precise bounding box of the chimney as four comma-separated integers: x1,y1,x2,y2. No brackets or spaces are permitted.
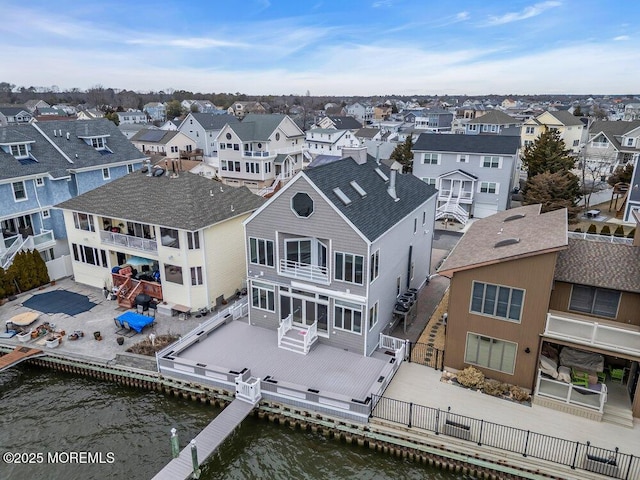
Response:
387,169,399,201
342,146,368,165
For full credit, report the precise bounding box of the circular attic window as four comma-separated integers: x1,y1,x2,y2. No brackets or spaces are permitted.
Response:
292,192,314,218
226,133,232,140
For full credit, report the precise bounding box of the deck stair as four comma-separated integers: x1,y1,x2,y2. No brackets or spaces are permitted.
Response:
0,346,45,372
435,200,468,225
602,403,634,428
279,326,316,354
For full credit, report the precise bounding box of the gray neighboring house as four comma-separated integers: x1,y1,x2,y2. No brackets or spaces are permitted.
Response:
177,113,239,158
243,147,437,356
414,108,454,132
465,110,521,135
0,107,33,126
412,134,521,223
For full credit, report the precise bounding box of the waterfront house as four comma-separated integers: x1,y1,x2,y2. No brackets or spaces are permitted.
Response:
216,114,305,195
411,133,521,223
56,170,264,310
0,119,146,277
439,205,640,422
521,110,586,153
130,129,196,159
177,113,238,159
243,147,437,356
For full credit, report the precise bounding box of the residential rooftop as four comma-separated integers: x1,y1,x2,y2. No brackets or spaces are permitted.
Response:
412,133,521,155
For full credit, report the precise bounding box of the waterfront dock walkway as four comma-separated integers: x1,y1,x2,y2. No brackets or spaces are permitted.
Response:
0,346,44,372
152,398,255,480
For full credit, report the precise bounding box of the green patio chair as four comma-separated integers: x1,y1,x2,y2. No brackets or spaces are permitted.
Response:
609,367,627,384
571,368,589,388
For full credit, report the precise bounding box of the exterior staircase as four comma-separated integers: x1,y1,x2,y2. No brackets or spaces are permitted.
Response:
277,315,318,354
602,403,635,428
435,201,469,224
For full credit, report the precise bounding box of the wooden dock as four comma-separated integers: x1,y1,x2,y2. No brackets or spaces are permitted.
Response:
0,346,45,372
152,398,255,480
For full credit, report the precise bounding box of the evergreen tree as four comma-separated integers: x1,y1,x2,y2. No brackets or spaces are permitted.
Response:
607,163,634,187
521,130,575,177
522,171,581,221
389,135,414,173
32,250,50,285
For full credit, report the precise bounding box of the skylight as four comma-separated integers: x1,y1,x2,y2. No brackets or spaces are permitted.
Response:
349,180,367,198
494,238,520,248
333,187,352,206
504,213,526,222
375,167,388,182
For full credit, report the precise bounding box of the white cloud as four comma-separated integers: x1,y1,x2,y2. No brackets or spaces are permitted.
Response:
372,0,395,8
127,37,249,49
613,35,630,41
485,1,561,26
456,11,470,21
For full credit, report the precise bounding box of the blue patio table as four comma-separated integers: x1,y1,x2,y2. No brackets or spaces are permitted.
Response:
115,311,155,333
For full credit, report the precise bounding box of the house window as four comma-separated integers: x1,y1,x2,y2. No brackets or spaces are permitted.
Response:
573,140,579,147
249,238,274,267
370,250,379,282
71,243,108,267
164,264,183,284
422,211,426,225
275,133,280,141
335,252,364,284
421,177,436,185
525,126,535,135
10,144,29,158
187,231,200,250
291,192,314,217
233,144,240,151
12,181,27,201
36,177,44,187
190,266,203,286
482,156,500,168
102,168,110,180
414,218,417,234
458,155,467,163
480,182,498,194
159,227,180,248
42,209,50,219
220,143,226,150
465,333,517,375
369,302,379,330
127,164,134,173
468,124,478,131
170,146,178,153
627,138,634,146
569,285,620,318
334,300,362,334
470,281,524,322
73,212,95,232
423,153,439,164
251,280,275,311
91,137,106,149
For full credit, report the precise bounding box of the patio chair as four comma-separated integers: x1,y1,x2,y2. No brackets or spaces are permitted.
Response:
571,368,589,388
609,367,627,384
114,318,127,335
122,320,137,338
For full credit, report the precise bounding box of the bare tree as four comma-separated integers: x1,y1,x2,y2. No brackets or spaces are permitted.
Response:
579,148,615,210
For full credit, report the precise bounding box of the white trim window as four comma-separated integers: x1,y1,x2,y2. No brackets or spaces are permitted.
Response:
457,154,467,163
422,153,439,165
569,285,620,318
591,134,608,148
465,333,517,374
525,126,535,135
187,231,201,250
334,252,364,284
334,300,362,334
102,167,110,180
71,243,108,267
252,280,275,312
73,212,95,232
35,177,44,187
10,144,29,158
470,281,524,322
91,137,106,150
468,124,478,132
370,250,379,282
12,181,27,201
127,164,134,173
482,156,500,168
42,209,50,219
421,177,436,185
190,266,204,286
249,237,274,267
369,302,379,331
479,182,498,194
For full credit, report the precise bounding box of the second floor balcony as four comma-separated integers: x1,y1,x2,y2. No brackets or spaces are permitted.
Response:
279,258,329,283
100,230,158,253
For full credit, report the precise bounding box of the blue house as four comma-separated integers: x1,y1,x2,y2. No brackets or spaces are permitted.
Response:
0,119,146,276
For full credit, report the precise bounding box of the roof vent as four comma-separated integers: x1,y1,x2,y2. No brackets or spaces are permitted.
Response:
375,167,389,182
494,238,520,248
349,180,367,198
333,187,352,206
153,168,165,177
504,213,526,222
66,132,70,140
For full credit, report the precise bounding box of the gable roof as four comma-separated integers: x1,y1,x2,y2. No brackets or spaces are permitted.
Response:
328,116,363,130
554,238,640,293
130,129,181,145
438,205,568,275
545,110,584,126
187,113,238,130
56,171,265,231
413,133,520,155
229,114,288,141
303,157,437,241
467,110,519,125
0,107,31,116
354,128,380,139
0,119,146,181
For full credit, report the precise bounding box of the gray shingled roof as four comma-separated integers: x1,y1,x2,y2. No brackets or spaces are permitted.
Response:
438,205,568,275
304,157,437,241
0,107,30,116
0,119,146,181
590,120,640,151
188,113,238,130
413,133,520,155
554,238,640,293
130,129,180,144
229,114,287,141
328,116,363,130
355,128,379,139
546,110,584,126
467,110,519,125
56,171,265,231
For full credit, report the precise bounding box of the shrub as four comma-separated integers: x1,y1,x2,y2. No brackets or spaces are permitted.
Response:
483,379,509,397
456,366,485,389
628,228,636,239
600,225,611,236
510,386,531,402
587,224,597,234
613,225,625,237
573,227,582,233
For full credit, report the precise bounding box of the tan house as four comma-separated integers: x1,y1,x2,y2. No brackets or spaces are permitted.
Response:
439,205,640,423
130,129,196,159
521,110,586,153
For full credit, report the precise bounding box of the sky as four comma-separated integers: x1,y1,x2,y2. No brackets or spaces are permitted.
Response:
2,0,639,96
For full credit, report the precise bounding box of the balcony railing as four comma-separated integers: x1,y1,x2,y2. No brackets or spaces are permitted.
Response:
536,372,607,413
438,189,473,200
32,229,55,248
279,258,328,283
545,311,640,357
100,230,158,253
243,151,271,158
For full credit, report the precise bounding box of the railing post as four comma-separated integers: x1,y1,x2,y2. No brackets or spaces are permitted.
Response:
571,441,580,469
407,402,413,428
405,339,410,362
624,453,633,480
435,408,440,435
478,419,483,446
523,430,530,457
